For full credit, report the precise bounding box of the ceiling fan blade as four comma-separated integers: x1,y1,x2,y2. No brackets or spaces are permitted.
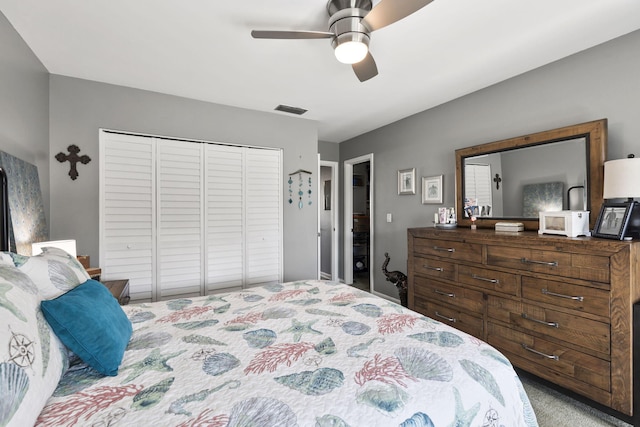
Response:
362,0,434,32
251,30,334,39
352,52,378,82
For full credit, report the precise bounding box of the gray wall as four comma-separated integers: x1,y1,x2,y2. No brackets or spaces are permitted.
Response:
0,12,50,224
48,75,319,282
340,29,640,298
319,140,340,162
1,10,319,282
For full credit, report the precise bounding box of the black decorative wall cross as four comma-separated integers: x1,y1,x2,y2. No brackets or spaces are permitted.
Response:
493,173,502,190
55,145,91,180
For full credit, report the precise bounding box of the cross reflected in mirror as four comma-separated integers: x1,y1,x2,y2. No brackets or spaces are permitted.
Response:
493,173,502,190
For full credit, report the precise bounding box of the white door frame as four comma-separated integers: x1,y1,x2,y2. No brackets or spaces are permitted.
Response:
344,154,374,288
318,159,339,280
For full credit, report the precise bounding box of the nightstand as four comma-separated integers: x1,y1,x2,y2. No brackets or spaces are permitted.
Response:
85,267,102,280
101,279,130,306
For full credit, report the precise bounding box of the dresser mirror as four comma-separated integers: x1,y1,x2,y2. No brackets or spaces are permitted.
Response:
455,119,607,230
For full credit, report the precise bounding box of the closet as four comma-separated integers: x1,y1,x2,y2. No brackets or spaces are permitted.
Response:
99,131,282,302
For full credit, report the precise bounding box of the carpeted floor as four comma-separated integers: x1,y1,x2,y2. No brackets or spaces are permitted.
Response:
520,375,632,427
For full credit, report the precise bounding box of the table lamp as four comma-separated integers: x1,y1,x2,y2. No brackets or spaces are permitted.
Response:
599,154,640,239
31,239,77,257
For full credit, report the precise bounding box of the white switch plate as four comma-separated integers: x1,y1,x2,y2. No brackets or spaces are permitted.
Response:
386,213,392,222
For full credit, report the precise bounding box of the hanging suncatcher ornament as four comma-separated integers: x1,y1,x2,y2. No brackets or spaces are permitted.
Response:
288,169,312,209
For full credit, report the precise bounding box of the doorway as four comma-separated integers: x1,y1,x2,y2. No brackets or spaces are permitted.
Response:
318,160,338,281
344,154,373,291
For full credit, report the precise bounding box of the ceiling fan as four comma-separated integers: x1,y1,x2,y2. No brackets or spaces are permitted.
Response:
251,0,434,82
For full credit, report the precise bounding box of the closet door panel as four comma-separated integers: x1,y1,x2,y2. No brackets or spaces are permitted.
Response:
157,140,203,298
101,131,283,301
245,149,282,286
205,145,244,291
100,133,155,301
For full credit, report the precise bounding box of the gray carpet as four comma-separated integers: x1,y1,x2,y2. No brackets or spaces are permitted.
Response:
520,375,632,427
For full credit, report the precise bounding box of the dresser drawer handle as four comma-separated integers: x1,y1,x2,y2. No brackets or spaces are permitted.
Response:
471,274,499,284
521,313,559,328
424,265,444,272
433,246,455,253
520,257,558,267
521,343,559,360
541,288,584,302
434,289,455,298
435,311,456,323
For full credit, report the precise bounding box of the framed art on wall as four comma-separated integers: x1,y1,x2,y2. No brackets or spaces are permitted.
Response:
422,175,443,204
398,168,416,195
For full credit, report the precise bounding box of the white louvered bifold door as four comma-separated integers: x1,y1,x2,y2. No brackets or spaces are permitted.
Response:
101,131,282,302
205,144,244,291
156,140,203,299
245,148,282,286
464,164,492,215
100,133,155,301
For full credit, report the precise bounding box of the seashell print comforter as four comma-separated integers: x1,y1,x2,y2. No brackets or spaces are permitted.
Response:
37,280,538,426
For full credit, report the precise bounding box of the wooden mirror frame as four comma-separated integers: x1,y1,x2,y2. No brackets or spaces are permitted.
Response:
455,119,607,231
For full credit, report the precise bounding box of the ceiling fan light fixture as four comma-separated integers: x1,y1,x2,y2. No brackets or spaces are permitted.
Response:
333,32,369,64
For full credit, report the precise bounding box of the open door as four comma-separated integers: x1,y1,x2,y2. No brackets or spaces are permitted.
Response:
344,154,373,290
318,160,338,280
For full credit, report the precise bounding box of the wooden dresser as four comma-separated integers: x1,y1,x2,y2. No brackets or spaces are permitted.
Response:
408,227,640,417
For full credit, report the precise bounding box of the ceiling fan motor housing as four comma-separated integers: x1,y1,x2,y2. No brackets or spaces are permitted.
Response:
327,0,372,16
329,7,371,54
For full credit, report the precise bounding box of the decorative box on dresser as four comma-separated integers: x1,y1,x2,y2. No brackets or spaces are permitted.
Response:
408,227,640,418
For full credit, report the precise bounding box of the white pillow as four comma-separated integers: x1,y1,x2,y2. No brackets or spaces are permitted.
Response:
1,247,90,300
0,265,67,427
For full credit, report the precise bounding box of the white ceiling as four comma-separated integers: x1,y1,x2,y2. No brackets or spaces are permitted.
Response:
2,0,640,143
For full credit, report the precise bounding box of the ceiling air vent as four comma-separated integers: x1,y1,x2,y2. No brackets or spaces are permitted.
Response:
275,104,307,115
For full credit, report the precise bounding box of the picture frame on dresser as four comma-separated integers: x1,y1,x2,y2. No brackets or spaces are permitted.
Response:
593,201,633,240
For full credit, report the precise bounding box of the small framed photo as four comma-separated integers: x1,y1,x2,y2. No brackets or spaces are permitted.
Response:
422,175,443,204
398,168,416,195
593,202,633,240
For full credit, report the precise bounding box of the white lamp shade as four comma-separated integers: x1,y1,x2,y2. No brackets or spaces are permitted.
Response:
603,157,640,199
32,239,77,257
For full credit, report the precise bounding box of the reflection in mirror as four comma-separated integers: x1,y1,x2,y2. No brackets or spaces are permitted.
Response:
463,137,587,219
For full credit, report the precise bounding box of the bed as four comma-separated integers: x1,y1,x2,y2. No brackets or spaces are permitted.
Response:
0,168,537,427
2,263,537,426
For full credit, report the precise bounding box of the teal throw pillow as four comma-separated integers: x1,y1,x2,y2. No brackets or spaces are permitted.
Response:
40,279,132,376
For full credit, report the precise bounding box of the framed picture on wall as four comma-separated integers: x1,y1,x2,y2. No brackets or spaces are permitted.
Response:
398,168,416,195
422,175,443,204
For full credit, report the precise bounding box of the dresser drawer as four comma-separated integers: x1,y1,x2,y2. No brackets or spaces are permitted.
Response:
413,298,484,339
413,238,482,263
487,296,610,357
486,245,609,283
413,276,484,313
488,322,610,393
522,276,610,318
458,265,519,296
413,256,456,281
